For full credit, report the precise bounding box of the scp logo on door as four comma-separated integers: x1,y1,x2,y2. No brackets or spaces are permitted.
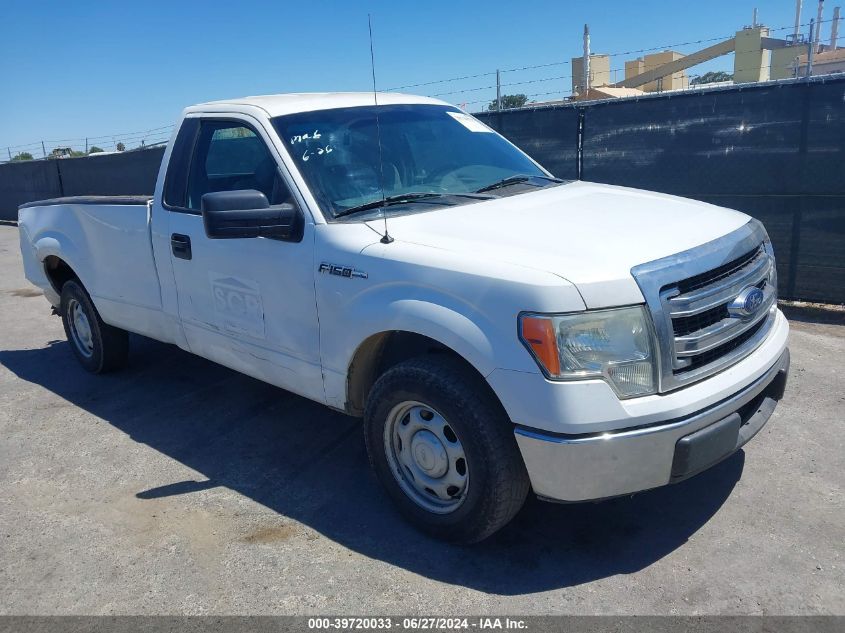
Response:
209,272,266,339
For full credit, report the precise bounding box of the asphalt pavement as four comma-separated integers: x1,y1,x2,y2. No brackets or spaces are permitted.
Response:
0,224,842,615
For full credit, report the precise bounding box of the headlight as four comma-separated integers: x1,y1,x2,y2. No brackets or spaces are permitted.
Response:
519,306,658,398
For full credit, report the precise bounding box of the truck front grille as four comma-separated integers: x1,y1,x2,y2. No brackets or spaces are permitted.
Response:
679,316,767,373
631,220,777,393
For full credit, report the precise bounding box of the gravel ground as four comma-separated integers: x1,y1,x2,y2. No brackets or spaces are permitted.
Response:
0,224,842,615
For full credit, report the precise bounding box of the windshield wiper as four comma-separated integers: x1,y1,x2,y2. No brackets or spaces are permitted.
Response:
334,192,493,219
475,174,563,193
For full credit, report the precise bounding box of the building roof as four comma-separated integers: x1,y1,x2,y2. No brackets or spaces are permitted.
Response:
795,47,845,63
188,92,449,117
573,86,647,101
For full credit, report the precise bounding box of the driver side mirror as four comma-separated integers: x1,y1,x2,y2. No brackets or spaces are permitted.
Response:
201,190,302,241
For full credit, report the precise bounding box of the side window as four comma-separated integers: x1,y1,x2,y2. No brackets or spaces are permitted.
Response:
185,120,293,211
162,118,199,209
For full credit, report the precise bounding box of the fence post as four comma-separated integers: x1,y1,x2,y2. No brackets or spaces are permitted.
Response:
496,69,502,111
786,80,813,300
576,108,585,181
806,19,815,78
55,156,65,198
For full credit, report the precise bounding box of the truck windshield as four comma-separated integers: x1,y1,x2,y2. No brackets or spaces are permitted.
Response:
271,104,552,219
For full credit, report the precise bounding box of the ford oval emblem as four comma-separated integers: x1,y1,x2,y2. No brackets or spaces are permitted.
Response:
728,286,765,318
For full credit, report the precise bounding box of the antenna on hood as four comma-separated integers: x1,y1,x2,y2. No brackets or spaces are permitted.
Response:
368,13,393,244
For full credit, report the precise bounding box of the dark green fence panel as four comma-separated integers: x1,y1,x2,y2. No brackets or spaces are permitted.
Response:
0,160,62,221
0,147,165,221
478,106,580,180
478,77,845,303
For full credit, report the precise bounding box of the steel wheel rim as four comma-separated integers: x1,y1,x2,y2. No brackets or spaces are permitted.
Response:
383,400,469,514
67,299,94,358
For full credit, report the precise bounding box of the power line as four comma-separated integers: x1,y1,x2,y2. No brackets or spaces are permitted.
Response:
5,15,843,154
387,15,843,93
3,124,175,154
459,57,822,113
428,34,834,102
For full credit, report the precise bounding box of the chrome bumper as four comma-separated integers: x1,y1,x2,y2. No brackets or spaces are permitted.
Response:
514,349,790,502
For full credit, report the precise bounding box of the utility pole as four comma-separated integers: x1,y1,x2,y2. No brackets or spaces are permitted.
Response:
41,141,46,158
795,0,804,38
832,6,841,48
496,69,502,111
85,137,88,154
807,19,816,76
753,7,759,27
583,24,591,95
815,0,825,52
7,147,11,161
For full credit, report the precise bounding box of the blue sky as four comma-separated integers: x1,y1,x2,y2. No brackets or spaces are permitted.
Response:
0,0,824,154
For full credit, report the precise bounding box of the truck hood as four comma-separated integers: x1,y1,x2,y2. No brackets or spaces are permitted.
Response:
368,181,751,309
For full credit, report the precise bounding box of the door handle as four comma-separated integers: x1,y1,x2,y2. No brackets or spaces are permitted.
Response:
171,233,192,260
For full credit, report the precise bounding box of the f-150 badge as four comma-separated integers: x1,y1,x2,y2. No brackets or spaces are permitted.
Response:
319,262,368,279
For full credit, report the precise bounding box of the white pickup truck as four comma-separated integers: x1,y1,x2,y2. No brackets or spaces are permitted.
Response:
18,93,789,542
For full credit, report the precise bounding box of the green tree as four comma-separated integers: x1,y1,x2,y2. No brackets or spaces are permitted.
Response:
487,94,529,111
11,152,34,161
691,71,733,85
116,142,125,152
88,146,104,154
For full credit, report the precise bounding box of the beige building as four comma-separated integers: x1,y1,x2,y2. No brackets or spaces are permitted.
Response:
770,44,805,80
624,51,689,92
771,46,845,79
571,54,612,95
734,27,772,83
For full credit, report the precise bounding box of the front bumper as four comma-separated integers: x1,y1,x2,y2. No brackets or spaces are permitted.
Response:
514,348,790,502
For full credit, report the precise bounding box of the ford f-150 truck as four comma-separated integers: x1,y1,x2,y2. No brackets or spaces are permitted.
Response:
18,93,790,542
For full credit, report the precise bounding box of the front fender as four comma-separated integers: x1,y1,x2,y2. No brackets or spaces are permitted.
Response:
319,289,505,412
351,297,497,377
314,232,585,411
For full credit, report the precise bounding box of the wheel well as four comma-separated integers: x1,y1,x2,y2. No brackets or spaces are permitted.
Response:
43,256,78,294
346,331,485,416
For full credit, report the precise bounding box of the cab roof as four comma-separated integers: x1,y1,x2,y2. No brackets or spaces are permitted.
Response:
187,92,451,118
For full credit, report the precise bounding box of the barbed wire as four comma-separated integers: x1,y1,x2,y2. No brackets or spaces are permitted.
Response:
3,15,843,158
429,26,843,111
3,125,176,160
456,56,822,111
431,43,803,101
5,125,175,151
388,15,843,93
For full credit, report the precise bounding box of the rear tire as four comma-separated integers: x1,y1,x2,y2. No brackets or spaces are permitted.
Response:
60,280,129,373
364,355,529,543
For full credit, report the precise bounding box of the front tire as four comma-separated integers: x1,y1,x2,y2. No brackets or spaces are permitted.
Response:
364,355,530,543
60,280,129,373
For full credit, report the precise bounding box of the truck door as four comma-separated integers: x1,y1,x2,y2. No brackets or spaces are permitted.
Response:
162,115,324,403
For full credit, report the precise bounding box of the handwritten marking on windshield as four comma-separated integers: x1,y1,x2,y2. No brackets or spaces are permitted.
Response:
302,146,333,162
290,130,322,144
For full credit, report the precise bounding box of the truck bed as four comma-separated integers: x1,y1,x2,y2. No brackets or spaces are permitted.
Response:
18,196,165,342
